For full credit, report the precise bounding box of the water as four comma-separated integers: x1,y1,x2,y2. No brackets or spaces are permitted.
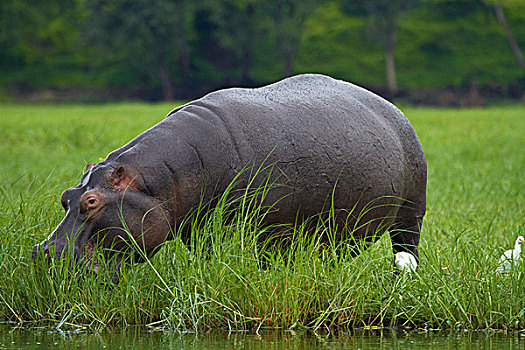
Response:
0,326,523,349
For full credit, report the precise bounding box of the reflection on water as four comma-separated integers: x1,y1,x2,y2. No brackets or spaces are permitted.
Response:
0,325,523,349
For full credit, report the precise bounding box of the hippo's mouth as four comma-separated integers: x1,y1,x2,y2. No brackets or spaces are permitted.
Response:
82,241,124,277
83,241,102,273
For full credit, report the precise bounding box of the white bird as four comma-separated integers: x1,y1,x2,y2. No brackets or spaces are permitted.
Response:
394,252,418,272
497,236,525,273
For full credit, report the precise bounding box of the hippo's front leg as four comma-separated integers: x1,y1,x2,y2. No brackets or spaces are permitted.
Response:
389,209,423,262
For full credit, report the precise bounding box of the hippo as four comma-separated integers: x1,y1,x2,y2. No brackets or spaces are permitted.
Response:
32,74,426,278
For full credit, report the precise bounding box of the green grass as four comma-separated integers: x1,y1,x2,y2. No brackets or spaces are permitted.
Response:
0,103,524,331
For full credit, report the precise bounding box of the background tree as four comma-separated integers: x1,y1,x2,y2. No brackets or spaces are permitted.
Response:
426,0,524,70
200,0,262,85
85,0,195,100
0,0,86,90
487,0,525,69
264,0,320,77
342,0,421,96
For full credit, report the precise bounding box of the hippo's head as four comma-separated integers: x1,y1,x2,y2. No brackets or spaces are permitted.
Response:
32,162,172,280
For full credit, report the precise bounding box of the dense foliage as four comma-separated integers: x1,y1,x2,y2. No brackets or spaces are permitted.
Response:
1,0,524,102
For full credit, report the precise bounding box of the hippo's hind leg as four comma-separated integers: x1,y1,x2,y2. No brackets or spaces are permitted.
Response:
389,202,424,261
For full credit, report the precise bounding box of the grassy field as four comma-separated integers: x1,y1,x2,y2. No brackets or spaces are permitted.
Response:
0,103,524,331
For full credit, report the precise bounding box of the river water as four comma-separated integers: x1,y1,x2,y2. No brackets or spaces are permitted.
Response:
0,326,523,349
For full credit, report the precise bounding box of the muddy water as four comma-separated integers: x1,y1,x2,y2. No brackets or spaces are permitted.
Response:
0,326,523,349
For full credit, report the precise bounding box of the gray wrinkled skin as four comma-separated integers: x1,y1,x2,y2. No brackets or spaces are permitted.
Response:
33,74,426,278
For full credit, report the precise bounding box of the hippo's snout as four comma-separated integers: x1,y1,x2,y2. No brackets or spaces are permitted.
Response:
32,240,49,261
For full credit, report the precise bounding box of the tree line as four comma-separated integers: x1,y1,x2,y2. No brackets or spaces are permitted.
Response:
1,0,524,103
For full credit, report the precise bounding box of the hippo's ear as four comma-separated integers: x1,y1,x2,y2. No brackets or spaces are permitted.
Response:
111,165,142,191
85,163,96,173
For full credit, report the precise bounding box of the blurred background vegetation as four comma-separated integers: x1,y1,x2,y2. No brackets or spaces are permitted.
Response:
0,0,524,105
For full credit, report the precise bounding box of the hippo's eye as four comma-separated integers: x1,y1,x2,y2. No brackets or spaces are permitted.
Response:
80,191,104,214
85,197,99,209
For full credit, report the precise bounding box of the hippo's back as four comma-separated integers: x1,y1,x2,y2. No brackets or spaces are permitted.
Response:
165,74,426,234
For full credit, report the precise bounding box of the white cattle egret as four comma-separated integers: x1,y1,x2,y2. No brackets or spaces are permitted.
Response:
497,236,525,273
394,251,418,272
